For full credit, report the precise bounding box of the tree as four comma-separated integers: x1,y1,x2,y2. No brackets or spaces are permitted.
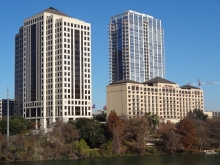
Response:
107,110,122,154
187,109,208,121
163,129,183,153
73,139,90,158
75,118,91,130
61,123,79,143
122,117,148,154
157,123,176,137
0,116,29,135
176,118,198,151
145,112,160,138
145,112,160,134
207,118,220,148
95,113,107,122
193,119,210,150
157,123,183,153
76,118,106,148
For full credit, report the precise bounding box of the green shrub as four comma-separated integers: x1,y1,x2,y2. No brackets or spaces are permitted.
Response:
146,147,158,154
73,139,90,158
99,141,112,155
90,149,99,157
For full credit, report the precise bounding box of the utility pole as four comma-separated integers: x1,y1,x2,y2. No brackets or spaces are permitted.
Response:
7,87,9,142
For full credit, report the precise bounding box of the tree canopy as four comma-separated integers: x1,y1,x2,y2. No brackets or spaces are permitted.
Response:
187,109,208,121
75,118,106,148
0,116,29,135
95,113,107,122
107,110,122,154
176,118,198,151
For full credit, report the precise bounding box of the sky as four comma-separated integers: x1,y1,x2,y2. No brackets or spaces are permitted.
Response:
0,0,220,111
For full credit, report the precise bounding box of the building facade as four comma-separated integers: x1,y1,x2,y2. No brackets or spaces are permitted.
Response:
15,7,92,129
108,10,165,83
204,111,220,118
0,99,15,120
106,77,204,123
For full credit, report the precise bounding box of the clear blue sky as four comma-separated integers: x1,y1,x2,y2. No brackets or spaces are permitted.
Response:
0,0,220,111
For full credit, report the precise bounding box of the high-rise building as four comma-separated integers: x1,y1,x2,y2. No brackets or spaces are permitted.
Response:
106,77,204,123
15,7,92,129
0,99,15,120
108,10,165,83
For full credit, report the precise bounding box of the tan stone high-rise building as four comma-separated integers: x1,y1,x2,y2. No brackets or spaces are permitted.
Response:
15,7,92,129
106,77,204,123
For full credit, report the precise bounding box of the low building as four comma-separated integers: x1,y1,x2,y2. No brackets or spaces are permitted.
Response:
106,77,204,123
204,111,220,118
0,99,15,120
93,110,106,115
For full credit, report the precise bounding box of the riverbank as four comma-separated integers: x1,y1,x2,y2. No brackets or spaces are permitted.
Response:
1,144,218,163
1,153,220,165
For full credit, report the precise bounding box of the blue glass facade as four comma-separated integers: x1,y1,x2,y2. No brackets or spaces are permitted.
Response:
1,99,15,117
108,10,165,83
15,27,24,116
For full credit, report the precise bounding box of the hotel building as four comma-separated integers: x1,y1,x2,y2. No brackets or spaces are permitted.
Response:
106,77,204,123
108,10,165,83
15,7,92,129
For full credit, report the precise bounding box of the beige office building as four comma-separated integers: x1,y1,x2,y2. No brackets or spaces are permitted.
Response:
106,77,204,123
204,111,220,118
15,7,92,129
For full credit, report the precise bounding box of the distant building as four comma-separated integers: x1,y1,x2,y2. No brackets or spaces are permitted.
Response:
204,111,220,118
0,99,15,120
106,77,204,123
108,10,165,83
93,110,106,116
15,7,92,129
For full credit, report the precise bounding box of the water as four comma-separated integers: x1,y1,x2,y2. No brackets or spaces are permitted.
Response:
1,154,220,165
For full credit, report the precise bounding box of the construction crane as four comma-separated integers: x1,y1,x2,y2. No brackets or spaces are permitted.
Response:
188,79,220,88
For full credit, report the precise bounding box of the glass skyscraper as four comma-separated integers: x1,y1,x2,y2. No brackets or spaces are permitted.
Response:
108,10,165,83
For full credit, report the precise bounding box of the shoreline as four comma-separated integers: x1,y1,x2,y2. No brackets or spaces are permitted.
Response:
0,150,212,163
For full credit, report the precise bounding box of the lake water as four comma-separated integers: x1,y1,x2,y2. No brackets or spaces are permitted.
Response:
1,154,220,165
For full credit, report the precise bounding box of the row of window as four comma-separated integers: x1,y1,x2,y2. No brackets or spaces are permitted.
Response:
24,16,43,26
128,86,202,93
55,21,89,31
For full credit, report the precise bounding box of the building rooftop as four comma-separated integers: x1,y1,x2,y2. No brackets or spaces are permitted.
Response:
180,85,200,89
143,77,176,85
109,79,139,85
43,7,71,17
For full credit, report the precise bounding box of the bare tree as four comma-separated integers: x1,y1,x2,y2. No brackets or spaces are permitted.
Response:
207,118,220,148
122,117,148,154
163,129,183,153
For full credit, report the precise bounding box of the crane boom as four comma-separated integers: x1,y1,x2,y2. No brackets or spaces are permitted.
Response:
188,79,220,88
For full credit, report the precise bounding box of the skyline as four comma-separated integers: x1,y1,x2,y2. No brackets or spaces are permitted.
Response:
0,0,220,111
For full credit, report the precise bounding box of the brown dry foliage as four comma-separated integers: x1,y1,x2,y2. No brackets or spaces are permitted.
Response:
176,118,198,151
107,110,123,154
122,117,148,154
207,118,220,148
61,123,79,144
